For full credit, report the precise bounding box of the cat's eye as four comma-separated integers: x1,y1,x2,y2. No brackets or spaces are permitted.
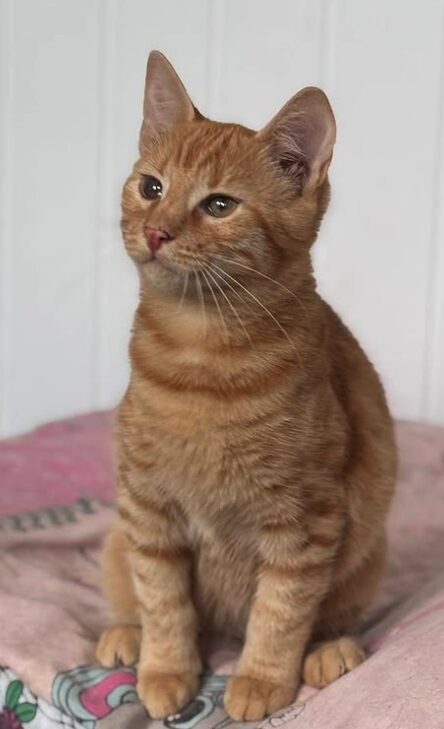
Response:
140,175,163,200
201,195,239,218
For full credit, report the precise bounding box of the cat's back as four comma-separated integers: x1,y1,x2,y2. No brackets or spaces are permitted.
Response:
321,298,397,553
322,299,393,427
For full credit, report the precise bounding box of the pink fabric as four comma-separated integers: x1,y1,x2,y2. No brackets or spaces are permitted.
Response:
0,412,114,515
0,413,443,728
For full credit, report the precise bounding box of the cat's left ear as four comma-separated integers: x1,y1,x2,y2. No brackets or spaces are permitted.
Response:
140,50,200,145
259,87,336,194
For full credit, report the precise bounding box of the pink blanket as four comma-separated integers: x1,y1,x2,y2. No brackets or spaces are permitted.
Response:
0,413,443,728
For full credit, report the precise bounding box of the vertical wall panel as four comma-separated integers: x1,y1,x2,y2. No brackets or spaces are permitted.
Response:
0,0,14,437
94,0,210,410
424,4,444,423
314,0,444,420
207,0,323,126
2,0,100,435
1,0,444,435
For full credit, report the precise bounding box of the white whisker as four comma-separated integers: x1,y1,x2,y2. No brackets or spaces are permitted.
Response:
207,265,258,320
217,256,308,317
176,271,189,315
211,263,301,363
194,270,207,332
204,265,255,350
200,268,230,340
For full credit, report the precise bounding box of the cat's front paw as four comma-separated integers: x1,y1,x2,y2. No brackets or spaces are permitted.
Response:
137,671,200,719
224,676,297,721
96,624,141,667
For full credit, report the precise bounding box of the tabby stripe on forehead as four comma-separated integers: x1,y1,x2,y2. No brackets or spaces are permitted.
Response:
196,128,238,180
176,125,234,171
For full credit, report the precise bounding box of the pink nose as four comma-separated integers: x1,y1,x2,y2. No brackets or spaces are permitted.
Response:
144,227,172,253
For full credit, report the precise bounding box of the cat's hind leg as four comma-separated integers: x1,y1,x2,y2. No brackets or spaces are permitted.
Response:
303,538,385,687
96,525,142,667
303,636,364,688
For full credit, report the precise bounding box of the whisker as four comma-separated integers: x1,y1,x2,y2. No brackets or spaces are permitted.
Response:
204,265,255,350
176,271,189,315
200,268,230,340
217,255,308,317
207,264,257,317
194,270,207,332
211,263,301,363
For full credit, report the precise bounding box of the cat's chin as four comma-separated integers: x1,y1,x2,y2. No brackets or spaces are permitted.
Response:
137,257,185,295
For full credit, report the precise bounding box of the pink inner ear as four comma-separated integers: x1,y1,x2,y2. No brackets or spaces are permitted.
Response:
279,151,310,194
148,81,181,130
141,51,197,141
261,87,336,190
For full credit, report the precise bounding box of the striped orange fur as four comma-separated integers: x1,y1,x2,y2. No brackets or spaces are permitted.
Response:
96,51,397,721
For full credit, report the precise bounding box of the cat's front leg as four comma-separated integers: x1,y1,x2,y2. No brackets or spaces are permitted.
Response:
224,520,335,721
123,493,202,719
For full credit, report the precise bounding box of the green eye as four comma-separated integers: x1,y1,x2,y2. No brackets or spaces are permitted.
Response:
202,195,239,218
140,175,163,200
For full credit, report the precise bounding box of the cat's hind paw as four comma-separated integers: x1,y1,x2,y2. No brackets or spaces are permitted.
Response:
303,636,365,688
224,676,297,721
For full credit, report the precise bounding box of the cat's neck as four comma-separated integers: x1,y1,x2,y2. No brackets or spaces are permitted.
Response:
134,275,323,360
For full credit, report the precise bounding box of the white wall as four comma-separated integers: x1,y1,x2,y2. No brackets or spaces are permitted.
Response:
0,0,443,437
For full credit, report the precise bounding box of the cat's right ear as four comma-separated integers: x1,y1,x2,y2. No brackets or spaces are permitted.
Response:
140,51,200,148
259,87,336,195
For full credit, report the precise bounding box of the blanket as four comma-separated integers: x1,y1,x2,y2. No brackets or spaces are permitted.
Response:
0,413,443,729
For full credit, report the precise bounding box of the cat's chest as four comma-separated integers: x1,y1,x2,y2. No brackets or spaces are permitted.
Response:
155,422,252,504
148,400,253,480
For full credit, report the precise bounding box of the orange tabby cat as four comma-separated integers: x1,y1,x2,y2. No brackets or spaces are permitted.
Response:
96,51,397,721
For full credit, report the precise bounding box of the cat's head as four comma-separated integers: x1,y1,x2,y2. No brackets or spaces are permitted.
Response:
121,51,335,301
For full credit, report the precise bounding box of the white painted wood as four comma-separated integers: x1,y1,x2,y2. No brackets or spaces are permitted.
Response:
314,0,444,421
207,0,324,126
1,0,100,435
0,0,444,436
424,5,444,424
0,0,14,436
93,0,210,411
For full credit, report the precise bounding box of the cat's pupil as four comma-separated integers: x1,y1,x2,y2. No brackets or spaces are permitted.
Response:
140,175,162,200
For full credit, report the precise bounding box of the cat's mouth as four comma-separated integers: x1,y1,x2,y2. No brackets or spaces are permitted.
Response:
140,252,170,267
135,248,205,288
137,244,208,275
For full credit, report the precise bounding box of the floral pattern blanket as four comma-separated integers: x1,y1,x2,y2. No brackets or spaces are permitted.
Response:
0,412,444,729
